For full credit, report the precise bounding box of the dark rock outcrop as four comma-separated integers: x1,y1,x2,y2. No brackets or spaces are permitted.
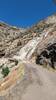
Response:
36,43,56,69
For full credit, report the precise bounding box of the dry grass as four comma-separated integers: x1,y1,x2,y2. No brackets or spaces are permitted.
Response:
0,63,25,93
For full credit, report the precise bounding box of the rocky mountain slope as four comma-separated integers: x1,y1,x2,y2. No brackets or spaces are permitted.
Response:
0,14,56,58
0,14,56,100
0,22,26,57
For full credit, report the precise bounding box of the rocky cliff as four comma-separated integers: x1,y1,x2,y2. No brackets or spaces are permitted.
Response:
0,14,56,100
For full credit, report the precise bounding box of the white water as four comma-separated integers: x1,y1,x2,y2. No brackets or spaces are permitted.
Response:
13,29,52,61
13,37,43,60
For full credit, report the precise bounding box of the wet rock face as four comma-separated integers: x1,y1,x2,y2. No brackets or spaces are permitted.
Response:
36,43,56,69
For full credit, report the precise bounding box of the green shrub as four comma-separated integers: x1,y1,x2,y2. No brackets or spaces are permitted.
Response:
1,67,10,78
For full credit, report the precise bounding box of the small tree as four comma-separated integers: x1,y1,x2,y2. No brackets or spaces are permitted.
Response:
1,67,10,78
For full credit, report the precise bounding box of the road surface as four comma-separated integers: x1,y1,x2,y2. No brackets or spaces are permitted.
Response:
21,62,56,100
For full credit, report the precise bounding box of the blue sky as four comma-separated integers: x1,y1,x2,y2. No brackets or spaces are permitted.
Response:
0,0,56,27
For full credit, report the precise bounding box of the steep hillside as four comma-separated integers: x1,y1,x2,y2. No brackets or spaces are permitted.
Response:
0,14,56,100
0,22,26,57
0,14,56,58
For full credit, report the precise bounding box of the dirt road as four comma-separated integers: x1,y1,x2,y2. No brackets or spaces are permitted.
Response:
21,62,56,100
0,62,56,100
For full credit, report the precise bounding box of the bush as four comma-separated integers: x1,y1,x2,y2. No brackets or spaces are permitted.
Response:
1,67,10,78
